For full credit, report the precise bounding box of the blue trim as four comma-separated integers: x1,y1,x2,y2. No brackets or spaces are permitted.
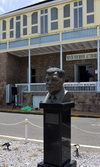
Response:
0,43,7,50
30,33,60,46
9,39,28,49
62,28,97,41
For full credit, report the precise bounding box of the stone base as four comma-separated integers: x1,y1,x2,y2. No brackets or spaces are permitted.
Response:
37,160,77,167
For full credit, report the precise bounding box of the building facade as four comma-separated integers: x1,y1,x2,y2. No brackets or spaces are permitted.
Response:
0,0,100,113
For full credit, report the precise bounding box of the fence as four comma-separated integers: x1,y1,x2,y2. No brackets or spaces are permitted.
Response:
0,118,100,143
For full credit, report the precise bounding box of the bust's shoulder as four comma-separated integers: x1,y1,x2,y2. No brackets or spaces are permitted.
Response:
63,89,70,102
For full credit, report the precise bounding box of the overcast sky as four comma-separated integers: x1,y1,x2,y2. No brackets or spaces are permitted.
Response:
0,0,45,15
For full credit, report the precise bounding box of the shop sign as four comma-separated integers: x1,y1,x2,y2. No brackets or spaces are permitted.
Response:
66,53,97,61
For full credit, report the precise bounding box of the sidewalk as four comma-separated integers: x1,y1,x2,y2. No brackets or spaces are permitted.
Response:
0,108,100,118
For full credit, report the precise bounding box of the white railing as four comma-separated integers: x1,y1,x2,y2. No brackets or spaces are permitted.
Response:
15,82,97,106
64,82,97,92
15,82,97,93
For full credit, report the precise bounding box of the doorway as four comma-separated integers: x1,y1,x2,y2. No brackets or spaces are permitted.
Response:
75,64,93,82
31,69,36,83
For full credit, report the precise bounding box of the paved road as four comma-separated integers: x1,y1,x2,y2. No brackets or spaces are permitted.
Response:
0,112,100,148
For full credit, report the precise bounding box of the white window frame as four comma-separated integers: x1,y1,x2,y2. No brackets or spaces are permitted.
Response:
73,0,83,29
40,9,48,34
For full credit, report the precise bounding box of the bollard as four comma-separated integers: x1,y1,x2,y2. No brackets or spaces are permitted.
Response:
24,119,28,143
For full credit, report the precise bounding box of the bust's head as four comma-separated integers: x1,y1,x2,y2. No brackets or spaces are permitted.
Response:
46,67,65,94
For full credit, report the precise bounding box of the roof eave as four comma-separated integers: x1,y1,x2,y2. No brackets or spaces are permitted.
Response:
0,0,72,19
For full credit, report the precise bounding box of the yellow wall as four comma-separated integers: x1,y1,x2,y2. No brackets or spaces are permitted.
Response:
0,0,99,43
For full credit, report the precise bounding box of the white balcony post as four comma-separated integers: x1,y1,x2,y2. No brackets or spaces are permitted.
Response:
97,40,100,92
28,49,31,92
60,45,63,70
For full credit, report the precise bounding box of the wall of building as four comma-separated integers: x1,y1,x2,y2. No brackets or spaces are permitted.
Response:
0,52,21,106
71,92,100,114
22,92,100,114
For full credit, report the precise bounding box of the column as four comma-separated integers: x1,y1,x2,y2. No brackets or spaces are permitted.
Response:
97,40,100,91
60,44,63,70
28,48,31,92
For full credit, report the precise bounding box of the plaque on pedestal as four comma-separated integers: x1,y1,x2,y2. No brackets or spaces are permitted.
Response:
37,102,76,167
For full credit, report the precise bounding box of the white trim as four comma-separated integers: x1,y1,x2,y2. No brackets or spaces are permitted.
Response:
28,49,31,92
0,0,72,19
0,135,100,149
60,44,63,69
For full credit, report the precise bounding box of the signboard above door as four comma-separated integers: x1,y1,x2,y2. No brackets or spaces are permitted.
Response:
66,53,97,61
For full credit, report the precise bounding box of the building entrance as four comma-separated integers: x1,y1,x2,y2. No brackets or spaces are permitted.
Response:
75,64,93,82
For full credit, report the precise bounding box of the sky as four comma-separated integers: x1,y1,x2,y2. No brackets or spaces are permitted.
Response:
0,0,45,15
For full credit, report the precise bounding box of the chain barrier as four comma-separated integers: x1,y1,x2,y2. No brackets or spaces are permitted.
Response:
0,120,43,129
0,119,99,143
28,121,43,129
0,120,25,126
71,125,100,135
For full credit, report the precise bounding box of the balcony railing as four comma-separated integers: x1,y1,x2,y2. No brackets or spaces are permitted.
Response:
15,82,98,106
64,82,97,92
15,82,97,93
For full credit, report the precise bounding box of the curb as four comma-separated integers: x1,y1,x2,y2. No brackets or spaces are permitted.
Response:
0,109,100,118
71,114,100,118
0,109,43,115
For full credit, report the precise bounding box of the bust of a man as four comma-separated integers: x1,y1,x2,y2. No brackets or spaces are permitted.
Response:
43,67,70,103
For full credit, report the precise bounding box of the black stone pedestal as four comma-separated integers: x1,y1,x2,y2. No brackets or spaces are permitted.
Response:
38,102,77,167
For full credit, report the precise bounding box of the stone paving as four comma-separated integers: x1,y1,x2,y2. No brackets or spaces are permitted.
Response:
0,139,100,167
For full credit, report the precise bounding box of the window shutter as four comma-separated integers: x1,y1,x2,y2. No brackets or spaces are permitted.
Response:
51,8,58,20
87,0,94,13
23,15,27,26
64,4,70,18
32,12,38,24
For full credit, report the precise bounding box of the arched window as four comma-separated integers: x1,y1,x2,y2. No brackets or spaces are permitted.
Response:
51,7,58,30
10,18,14,38
2,20,6,39
2,20,6,31
23,15,27,26
23,15,27,36
32,12,38,24
10,18,14,29
63,4,70,28
51,7,58,20
31,12,38,34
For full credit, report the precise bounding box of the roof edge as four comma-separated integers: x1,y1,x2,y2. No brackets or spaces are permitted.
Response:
0,0,72,19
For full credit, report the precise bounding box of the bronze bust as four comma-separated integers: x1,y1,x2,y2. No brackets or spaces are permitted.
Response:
44,67,70,103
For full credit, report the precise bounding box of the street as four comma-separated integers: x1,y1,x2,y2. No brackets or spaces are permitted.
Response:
0,112,100,148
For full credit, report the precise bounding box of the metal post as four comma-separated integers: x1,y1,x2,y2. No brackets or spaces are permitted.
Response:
28,49,31,92
60,45,63,70
97,40,100,91
24,119,28,143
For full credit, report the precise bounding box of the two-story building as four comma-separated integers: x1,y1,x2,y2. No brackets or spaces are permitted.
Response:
0,0,100,113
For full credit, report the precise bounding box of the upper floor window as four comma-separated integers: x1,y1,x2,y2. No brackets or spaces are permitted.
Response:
10,18,14,38
86,0,94,24
2,20,6,31
23,15,27,36
16,16,21,38
10,18,14,29
2,20,6,39
40,9,48,34
63,4,70,28
31,12,38,34
23,15,27,26
51,7,58,30
74,0,83,28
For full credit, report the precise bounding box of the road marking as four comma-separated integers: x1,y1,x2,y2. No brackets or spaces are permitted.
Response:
71,143,100,149
91,124,100,126
0,135,43,143
0,135,100,149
